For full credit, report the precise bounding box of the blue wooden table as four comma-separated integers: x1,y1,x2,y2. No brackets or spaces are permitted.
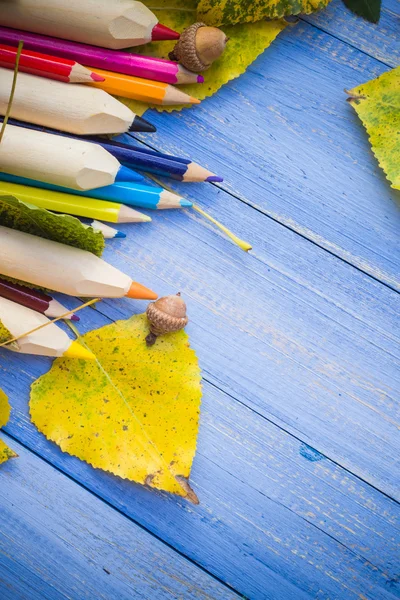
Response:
1,2,399,598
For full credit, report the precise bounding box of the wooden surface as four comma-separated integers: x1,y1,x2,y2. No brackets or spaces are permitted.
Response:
0,1,399,598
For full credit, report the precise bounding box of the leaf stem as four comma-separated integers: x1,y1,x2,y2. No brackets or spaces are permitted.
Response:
0,40,23,144
0,298,100,348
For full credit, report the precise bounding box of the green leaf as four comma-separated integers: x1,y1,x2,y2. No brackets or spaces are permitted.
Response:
197,0,331,26
342,0,381,24
121,0,287,115
0,320,12,344
347,67,400,190
0,195,105,256
0,388,18,464
30,314,202,503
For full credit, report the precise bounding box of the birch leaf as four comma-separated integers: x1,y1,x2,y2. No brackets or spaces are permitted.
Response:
197,0,331,26
122,0,287,115
0,388,18,464
347,67,400,190
30,314,202,502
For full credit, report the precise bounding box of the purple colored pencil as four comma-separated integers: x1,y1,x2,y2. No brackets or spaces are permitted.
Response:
0,278,79,321
0,26,204,86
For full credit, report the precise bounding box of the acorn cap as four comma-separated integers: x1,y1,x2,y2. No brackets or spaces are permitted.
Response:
146,293,188,345
169,22,228,73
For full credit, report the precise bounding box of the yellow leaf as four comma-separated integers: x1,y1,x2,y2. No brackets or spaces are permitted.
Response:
348,67,400,190
30,314,202,502
197,0,332,26
0,388,18,464
121,0,287,115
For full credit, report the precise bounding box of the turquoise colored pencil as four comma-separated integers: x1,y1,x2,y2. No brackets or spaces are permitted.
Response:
0,172,192,210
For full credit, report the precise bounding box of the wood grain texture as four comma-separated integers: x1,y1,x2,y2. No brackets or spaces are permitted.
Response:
0,4,399,599
126,15,400,290
1,341,399,599
304,0,400,67
0,434,237,600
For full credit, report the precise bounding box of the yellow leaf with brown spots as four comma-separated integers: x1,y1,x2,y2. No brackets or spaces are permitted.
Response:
30,314,202,502
0,388,18,465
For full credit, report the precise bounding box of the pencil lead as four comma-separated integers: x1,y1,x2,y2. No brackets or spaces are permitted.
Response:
90,72,106,82
197,75,205,84
126,282,158,300
189,97,201,105
152,23,180,41
114,231,127,238
180,199,193,208
63,340,96,360
130,115,156,133
206,175,224,183
71,314,81,322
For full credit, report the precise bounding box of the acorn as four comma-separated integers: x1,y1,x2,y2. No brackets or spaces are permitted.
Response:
145,293,188,346
168,22,228,73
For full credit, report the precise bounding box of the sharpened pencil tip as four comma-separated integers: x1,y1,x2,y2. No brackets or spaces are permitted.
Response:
206,175,224,183
190,97,201,105
197,75,205,84
130,115,156,133
152,23,180,41
180,199,193,208
126,282,158,300
71,314,81,322
91,72,106,82
115,231,127,238
63,340,95,360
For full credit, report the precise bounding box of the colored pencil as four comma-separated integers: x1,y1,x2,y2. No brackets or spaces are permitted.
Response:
88,68,200,106
0,124,140,191
0,27,203,85
0,173,191,210
89,220,126,239
0,180,152,223
0,68,155,135
0,43,105,83
0,278,79,320
0,226,158,299
4,118,222,182
0,0,180,49
0,296,95,359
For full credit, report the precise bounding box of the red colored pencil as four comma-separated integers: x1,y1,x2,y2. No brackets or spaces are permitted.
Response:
0,278,79,321
0,43,104,83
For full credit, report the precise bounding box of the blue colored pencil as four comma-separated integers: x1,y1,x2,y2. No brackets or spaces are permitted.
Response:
0,172,192,210
5,118,223,183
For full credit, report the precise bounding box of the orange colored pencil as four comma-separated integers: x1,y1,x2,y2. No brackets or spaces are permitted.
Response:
0,43,104,84
88,67,200,106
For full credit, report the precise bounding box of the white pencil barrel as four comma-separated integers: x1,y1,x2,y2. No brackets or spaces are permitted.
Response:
0,296,72,357
0,0,157,49
0,125,121,190
0,68,134,135
0,227,132,297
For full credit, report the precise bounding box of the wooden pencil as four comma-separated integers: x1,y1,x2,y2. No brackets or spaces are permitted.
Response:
0,173,191,210
0,0,180,50
0,296,95,359
89,221,126,239
0,180,152,224
0,43,105,83
0,226,158,299
4,119,223,182
0,27,203,85
0,278,79,320
0,124,140,191
88,68,200,106
0,68,156,135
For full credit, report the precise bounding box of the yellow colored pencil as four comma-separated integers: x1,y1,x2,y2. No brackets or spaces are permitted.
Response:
0,181,151,224
89,67,200,106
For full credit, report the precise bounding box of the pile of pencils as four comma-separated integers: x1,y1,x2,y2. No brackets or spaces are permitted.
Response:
0,0,224,361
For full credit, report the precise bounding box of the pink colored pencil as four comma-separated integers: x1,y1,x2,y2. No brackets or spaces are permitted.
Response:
0,26,204,86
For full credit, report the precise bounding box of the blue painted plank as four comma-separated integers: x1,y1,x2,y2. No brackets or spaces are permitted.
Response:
0,434,238,600
304,0,400,67
125,17,400,289
1,349,399,599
